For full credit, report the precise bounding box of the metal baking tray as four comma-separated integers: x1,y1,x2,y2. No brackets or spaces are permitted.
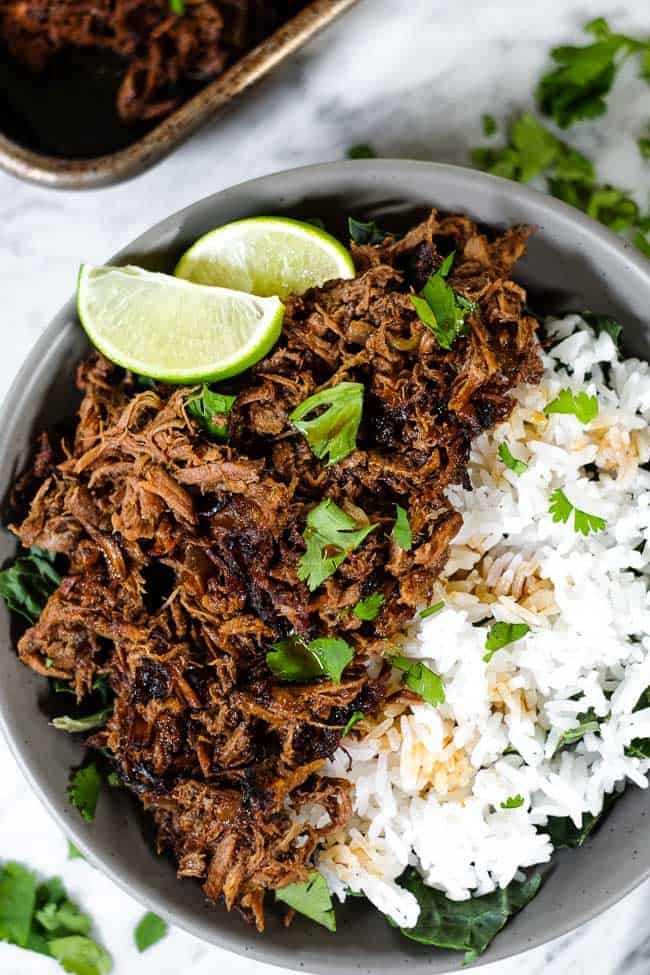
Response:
0,0,357,190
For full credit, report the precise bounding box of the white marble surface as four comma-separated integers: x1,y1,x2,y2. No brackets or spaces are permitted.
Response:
0,0,649,972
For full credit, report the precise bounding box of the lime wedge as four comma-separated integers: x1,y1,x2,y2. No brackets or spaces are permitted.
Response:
174,217,355,298
77,264,284,383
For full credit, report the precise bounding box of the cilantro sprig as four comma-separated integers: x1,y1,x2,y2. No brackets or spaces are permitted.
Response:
544,389,599,423
498,442,528,475
410,252,476,350
392,504,413,551
290,381,364,466
548,488,607,536
352,592,384,621
420,601,445,619
392,655,445,707
68,762,102,824
298,499,376,591
484,622,530,662
267,634,354,684
186,386,236,440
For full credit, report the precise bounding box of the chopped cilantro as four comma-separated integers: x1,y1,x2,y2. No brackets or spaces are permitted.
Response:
352,592,384,621
169,0,185,13
134,912,168,953
267,634,353,684
481,113,497,137
471,113,564,183
548,488,607,536
555,709,601,751
580,312,623,346
276,872,336,931
298,499,376,591
420,601,445,619
544,388,599,423
48,936,112,975
410,251,476,350
500,795,525,809
52,708,112,735
342,711,365,736
484,622,530,661
348,217,387,245
68,763,102,824
392,655,445,706
635,231,650,258
347,143,377,159
290,381,364,466
498,442,528,475
0,547,61,624
392,504,412,552
0,862,37,946
67,842,85,862
186,386,236,439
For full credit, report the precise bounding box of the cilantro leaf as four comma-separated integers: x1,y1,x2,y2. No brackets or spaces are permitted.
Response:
275,872,336,932
48,935,112,975
343,711,364,736
635,231,650,259
298,499,376,591
0,547,61,624
352,592,384,621
68,763,102,824
580,311,623,346
472,113,563,183
52,708,112,735
544,388,599,423
67,842,85,862
484,622,530,661
290,382,364,465
347,144,376,159
392,655,445,706
134,912,168,953
267,635,353,684
169,0,185,14
395,868,542,963
36,900,91,936
411,251,476,350
500,795,525,809
420,601,445,619
392,504,412,551
498,442,528,475
554,709,600,752
481,114,497,137
348,217,387,246
0,862,37,947
548,488,607,536
186,386,236,439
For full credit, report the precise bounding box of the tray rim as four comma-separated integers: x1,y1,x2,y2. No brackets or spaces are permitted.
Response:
0,0,358,190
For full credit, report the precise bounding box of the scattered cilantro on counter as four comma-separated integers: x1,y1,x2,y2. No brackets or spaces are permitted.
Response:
548,488,607,536
134,912,168,953
275,872,336,932
67,842,85,862
290,381,364,465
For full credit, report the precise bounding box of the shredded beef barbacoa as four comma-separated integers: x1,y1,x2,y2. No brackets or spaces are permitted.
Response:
1,0,302,124
9,211,541,929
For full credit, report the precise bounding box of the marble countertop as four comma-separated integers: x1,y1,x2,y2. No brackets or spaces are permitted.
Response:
0,0,649,972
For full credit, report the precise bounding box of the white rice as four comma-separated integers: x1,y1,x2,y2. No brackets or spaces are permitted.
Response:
316,315,650,929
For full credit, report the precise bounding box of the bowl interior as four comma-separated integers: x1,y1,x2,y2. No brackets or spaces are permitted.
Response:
0,160,649,975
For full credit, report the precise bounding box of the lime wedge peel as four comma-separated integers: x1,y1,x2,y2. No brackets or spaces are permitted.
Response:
77,264,284,384
174,216,355,298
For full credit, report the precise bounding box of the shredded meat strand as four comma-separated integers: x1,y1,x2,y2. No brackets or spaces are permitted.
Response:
9,211,542,929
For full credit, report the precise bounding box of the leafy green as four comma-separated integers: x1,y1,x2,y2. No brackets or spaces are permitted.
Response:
67,843,85,862
545,791,620,848
267,635,353,684
343,711,365,736
410,251,476,350
471,113,566,183
554,709,600,751
169,0,185,14
289,382,364,465
68,763,102,824
186,386,236,439
392,656,445,707
347,144,377,159
48,935,112,975
536,19,646,128
395,868,543,963
353,592,384,621
134,912,168,953
483,622,530,661
298,499,376,591
552,180,641,232
498,442,528,475
639,130,650,161
544,388,599,423
392,504,412,552
500,795,525,809
635,231,650,258
36,901,90,936
275,872,336,932
481,114,497,137
348,217,387,246
548,488,607,536
0,547,61,624
580,312,623,346
420,601,445,619
52,708,112,735
0,862,37,946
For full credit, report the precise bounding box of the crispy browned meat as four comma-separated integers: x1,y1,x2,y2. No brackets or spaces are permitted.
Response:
9,211,541,929
0,0,301,124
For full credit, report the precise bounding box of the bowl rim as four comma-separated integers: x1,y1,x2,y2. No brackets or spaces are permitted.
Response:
1,158,650,972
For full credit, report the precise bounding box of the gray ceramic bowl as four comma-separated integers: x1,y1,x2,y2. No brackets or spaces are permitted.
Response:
1,160,649,974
